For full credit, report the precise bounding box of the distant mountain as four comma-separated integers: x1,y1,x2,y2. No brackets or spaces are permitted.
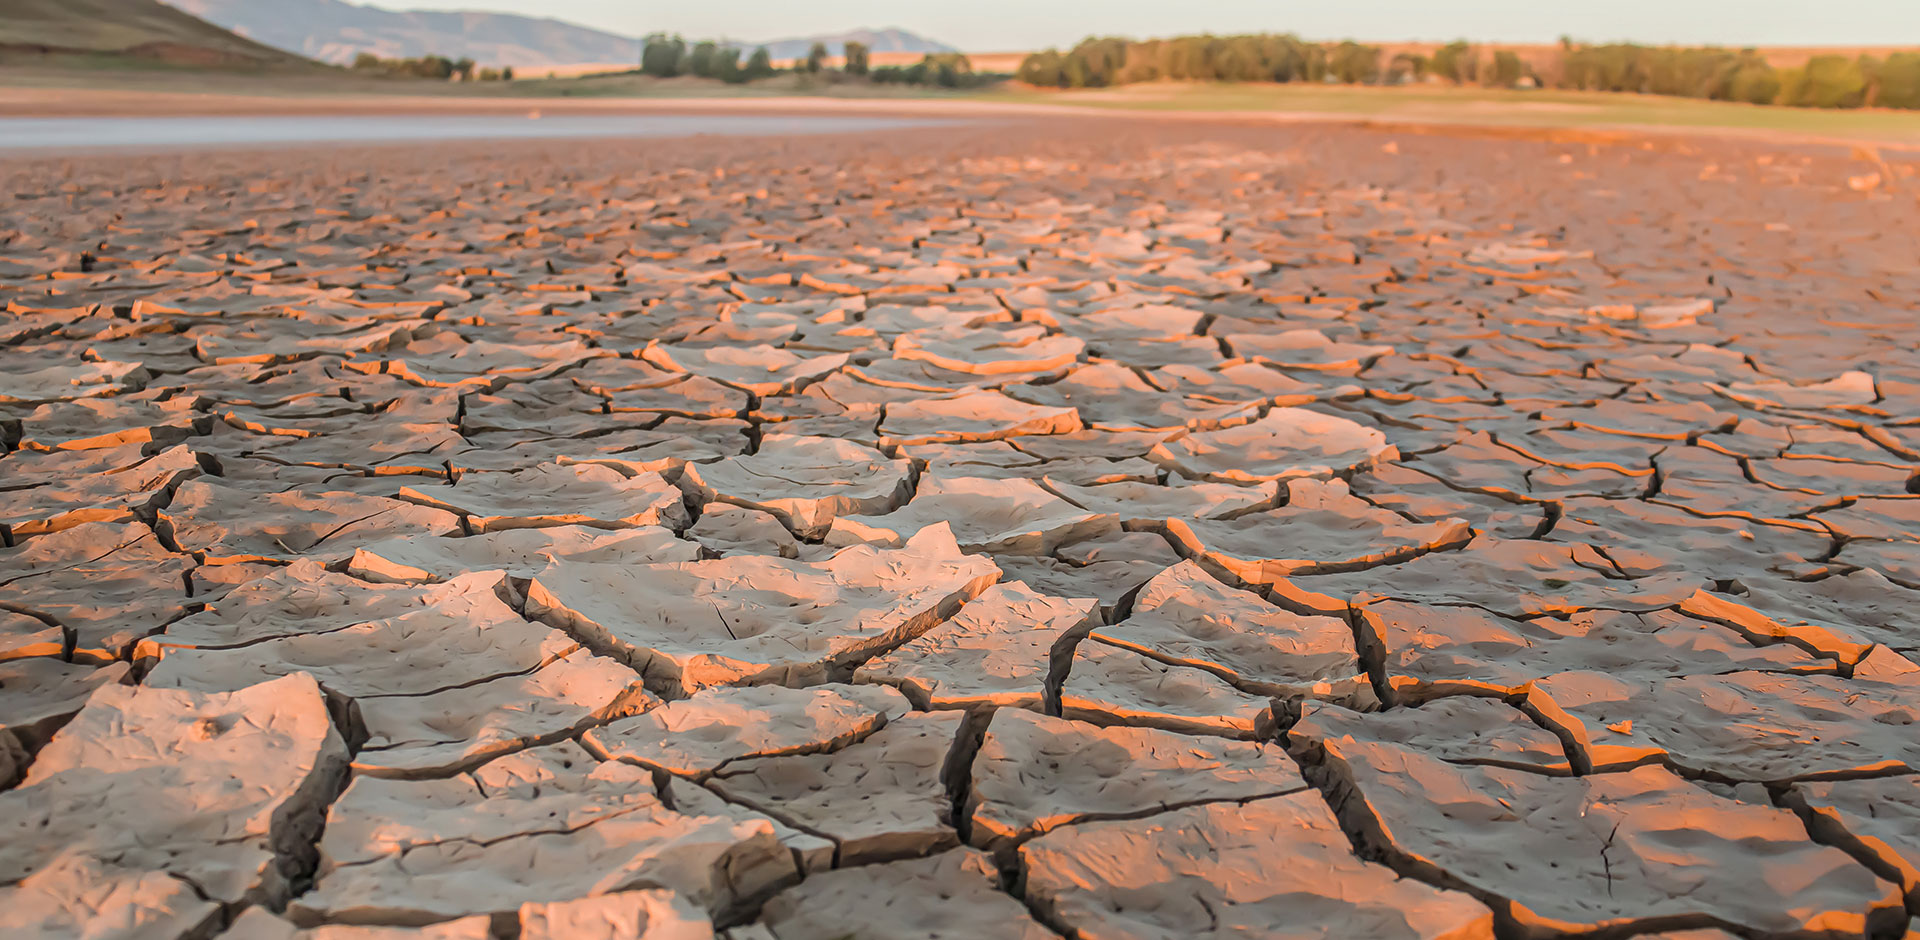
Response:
162,0,642,68
751,28,958,61
150,2,959,70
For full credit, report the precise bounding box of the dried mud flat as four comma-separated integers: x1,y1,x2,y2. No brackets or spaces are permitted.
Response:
2,118,1919,940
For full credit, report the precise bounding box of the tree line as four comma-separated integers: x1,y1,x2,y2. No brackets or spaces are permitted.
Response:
349,53,512,81
640,34,985,88
1557,43,1919,109
636,35,777,82
344,37,987,89
1015,35,1920,110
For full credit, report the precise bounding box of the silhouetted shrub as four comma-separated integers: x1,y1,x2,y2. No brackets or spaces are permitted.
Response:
687,41,718,78
641,34,685,77
872,53,982,87
744,47,774,79
712,47,745,83
844,41,870,76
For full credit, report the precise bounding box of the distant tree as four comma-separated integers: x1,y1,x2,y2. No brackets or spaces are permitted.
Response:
477,67,501,81
1724,59,1780,104
1020,34,1335,88
1059,36,1128,87
1114,38,1160,83
1262,35,1316,82
1431,40,1476,84
844,40,870,76
924,52,973,87
805,42,828,74
1303,43,1329,82
744,46,774,79
1873,52,1920,109
1489,50,1524,88
1639,46,1739,97
688,41,719,78
1211,39,1259,83
1016,49,1066,86
1059,54,1092,88
350,52,462,79
1778,54,1867,108
1000,30,1902,112
452,57,475,81
1771,66,1806,105
1551,42,1791,102
1702,49,1771,102
1387,52,1428,84
712,47,745,83
1327,41,1381,84
501,65,514,80
641,33,686,77
1157,35,1206,81
1557,43,1646,92
869,52,978,87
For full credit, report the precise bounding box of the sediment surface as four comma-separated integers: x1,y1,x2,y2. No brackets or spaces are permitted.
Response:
2,117,1918,939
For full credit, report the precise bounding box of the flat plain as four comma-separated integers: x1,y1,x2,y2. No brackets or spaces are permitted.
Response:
2,114,1919,939
8,63,1920,148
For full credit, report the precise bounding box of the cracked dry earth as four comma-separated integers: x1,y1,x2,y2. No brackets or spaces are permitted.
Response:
2,117,1919,940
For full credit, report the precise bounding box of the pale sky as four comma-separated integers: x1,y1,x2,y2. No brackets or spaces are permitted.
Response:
366,0,1920,50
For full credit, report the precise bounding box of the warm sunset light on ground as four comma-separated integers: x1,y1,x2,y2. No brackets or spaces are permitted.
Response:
3,1,1918,938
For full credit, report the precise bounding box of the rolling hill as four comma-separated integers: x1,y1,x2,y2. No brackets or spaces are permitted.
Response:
164,0,641,68
0,0,314,66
